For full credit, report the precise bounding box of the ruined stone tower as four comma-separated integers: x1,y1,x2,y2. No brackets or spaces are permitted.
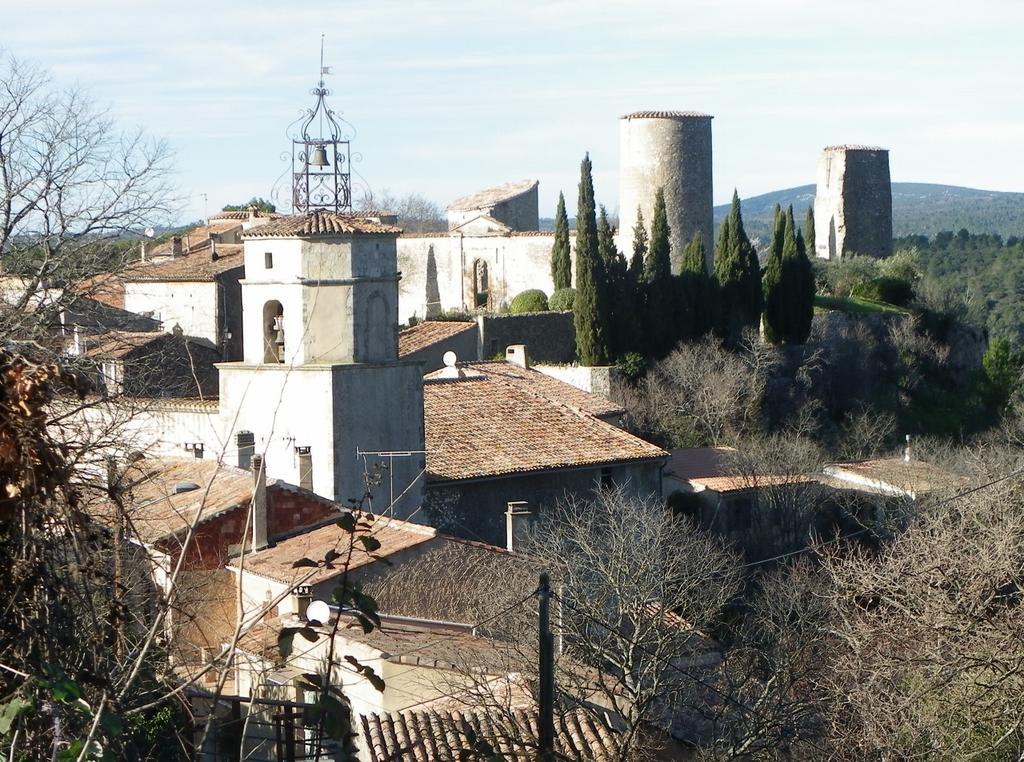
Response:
813,145,893,260
618,111,714,273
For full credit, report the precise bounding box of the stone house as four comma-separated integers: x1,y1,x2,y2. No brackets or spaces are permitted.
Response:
68,329,221,398
422,357,667,547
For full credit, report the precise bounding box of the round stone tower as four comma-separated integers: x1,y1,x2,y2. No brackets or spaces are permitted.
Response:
618,111,714,273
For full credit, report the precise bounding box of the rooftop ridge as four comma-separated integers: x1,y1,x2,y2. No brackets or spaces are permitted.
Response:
621,110,713,119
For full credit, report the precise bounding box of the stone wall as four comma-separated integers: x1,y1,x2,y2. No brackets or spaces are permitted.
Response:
425,461,661,547
476,311,576,363
814,146,893,259
397,232,576,324
490,184,539,232
618,111,715,273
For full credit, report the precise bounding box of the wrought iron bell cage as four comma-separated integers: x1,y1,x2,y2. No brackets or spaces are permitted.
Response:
291,80,352,214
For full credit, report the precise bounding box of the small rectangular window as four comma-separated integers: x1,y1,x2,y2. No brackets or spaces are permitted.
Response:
296,447,313,491
264,251,273,269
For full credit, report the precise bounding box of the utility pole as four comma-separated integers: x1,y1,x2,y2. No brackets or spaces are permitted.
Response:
538,572,555,760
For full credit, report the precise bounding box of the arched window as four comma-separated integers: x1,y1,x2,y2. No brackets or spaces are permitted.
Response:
473,259,489,308
263,300,285,363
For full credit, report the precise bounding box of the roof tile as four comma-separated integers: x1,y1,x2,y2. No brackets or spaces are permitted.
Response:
398,321,476,357
424,365,665,481
242,211,401,238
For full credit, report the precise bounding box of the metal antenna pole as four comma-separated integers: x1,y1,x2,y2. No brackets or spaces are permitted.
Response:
538,573,555,760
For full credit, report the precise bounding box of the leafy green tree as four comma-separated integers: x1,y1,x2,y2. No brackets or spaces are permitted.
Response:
222,196,276,213
550,191,572,290
714,190,762,343
644,188,676,357
573,153,610,365
977,337,1024,411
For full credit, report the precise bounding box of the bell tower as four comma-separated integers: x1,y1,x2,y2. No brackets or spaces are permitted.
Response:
216,53,425,517
290,36,352,214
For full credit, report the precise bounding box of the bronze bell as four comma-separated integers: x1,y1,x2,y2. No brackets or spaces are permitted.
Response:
308,145,330,167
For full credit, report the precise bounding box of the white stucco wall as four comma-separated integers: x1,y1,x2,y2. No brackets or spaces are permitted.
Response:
124,281,219,343
397,233,575,324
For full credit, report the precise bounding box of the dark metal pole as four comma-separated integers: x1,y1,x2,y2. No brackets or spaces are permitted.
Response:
538,572,555,760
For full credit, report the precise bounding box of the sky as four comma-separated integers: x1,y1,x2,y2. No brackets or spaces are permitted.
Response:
3,0,1023,223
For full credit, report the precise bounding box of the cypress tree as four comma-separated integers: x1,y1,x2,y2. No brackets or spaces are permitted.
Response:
677,233,716,341
771,203,786,260
573,153,610,365
791,209,816,343
762,208,787,344
763,205,815,344
644,188,675,357
550,191,572,290
714,190,762,343
598,205,634,356
629,208,647,285
804,203,816,257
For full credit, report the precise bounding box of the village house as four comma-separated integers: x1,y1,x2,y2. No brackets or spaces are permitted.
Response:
423,350,667,547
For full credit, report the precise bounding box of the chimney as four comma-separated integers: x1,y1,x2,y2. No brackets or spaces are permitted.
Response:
251,455,269,550
171,236,183,257
236,431,255,471
211,240,218,261
295,585,313,620
506,344,529,369
904,434,912,463
247,203,258,223
140,240,147,261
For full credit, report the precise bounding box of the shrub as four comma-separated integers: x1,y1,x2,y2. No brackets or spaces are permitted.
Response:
508,289,549,314
822,255,879,298
618,352,648,384
853,276,914,306
549,287,576,312
433,309,475,322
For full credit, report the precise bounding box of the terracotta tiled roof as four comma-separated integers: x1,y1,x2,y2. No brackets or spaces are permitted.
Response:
208,210,281,221
665,447,816,494
825,458,958,496
447,180,537,212
621,110,712,119
95,458,255,544
235,513,439,586
76,272,126,309
823,144,888,152
76,330,167,360
426,361,624,418
423,369,665,482
358,707,620,761
241,211,401,238
124,242,244,282
398,321,476,357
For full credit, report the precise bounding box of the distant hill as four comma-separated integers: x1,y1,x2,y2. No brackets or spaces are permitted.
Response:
714,183,1024,242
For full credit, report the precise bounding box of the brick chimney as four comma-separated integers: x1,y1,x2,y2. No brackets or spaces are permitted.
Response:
506,344,529,369
251,455,269,550
171,236,183,257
